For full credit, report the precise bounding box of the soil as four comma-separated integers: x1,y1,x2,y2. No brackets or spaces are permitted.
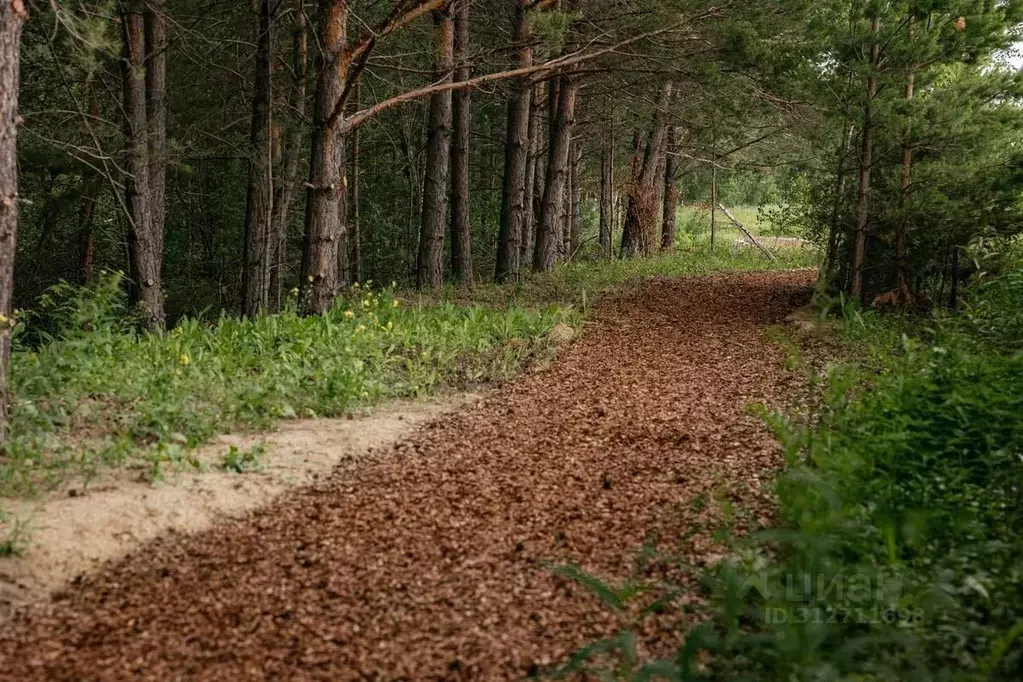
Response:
0,398,475,618
0,270,819,681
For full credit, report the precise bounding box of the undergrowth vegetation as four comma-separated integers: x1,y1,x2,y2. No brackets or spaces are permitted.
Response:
1,272,575,496
551,263,1023,680
0,244,813,499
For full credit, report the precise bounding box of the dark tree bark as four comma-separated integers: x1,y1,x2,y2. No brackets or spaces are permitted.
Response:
850,17,879,300
122,0,164,328
416,8,454,288
895,13,916,302
242,0,275,317
301,0,348,314
495,0,532,282
144,0,166,302
661,125,679,249
521,82,543,265
533,74,577,272
77,172,102,285
621,81,671,256
0,0,25,443
710,127,718,249
349,75,362,283
599,114,614,258
269,3,308,310
569,139,582,257
449,0,472,283
824,115,853,278
78,94,102,284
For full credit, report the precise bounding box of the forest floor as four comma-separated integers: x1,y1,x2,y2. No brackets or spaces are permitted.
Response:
0,269,822,681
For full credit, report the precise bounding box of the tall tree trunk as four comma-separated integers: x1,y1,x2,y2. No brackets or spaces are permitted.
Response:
0,0,25,443
416,8,454,288
824,114,853,278
349,75,362,283
242,0,275,317
449,0,472,283
563,137,574,259
77,173,102,285
710,130,717,250
533,74,577,272
495,1,533,282
144,0,166,306
269,3,308,310
78,94,103,284
661,125,679,249
599,113,614,258
621,81,671,256
619,128,644,257
850,17,879,300
122,0,164,328
301,0,348,314
569,139,582,257
895,13,915,301
521,82,543,266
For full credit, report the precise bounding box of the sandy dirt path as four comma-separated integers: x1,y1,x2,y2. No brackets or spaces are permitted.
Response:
0,270,816,681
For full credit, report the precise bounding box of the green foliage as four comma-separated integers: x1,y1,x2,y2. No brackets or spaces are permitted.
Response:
1,273,578,495
219,443,265,474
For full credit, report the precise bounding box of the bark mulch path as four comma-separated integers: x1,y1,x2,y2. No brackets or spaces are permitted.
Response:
0,270,817,681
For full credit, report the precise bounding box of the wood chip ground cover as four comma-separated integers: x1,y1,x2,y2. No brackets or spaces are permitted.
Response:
0,270,819,681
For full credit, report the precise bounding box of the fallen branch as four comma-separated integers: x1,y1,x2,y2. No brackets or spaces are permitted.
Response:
717,204,776,262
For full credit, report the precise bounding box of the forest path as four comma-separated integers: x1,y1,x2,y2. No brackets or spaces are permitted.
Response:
0,270,817,681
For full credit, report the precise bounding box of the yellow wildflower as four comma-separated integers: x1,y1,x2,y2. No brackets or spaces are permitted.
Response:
344,310,355,320
179,354,191,366
392,300,400,308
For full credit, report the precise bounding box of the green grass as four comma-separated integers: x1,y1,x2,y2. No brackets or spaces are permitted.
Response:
0,240,818,500
675,204,766,238
1,273,577,496
438,238,818,311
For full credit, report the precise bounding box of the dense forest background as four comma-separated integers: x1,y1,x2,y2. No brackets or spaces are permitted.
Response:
5,0,1020,324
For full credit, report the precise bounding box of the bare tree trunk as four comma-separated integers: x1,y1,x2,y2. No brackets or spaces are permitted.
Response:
563,137,573,259
850,17,879,300
0,0,25,444
269,4,308,310
78,93,102,284
242,0,275,317
534,75,577,272
495,1,533,282
661,125,678,249
710,132,717,250
824,114,853,278
621,81,671,256
569,139,582,256
301,0,349,314
895,13,915,301
416,8,454,288
349,75,362,283
449,0,472,283
599,114,614,258
619,128,644,257
122,0,164,328
521,82,542,266
144,0,166,304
